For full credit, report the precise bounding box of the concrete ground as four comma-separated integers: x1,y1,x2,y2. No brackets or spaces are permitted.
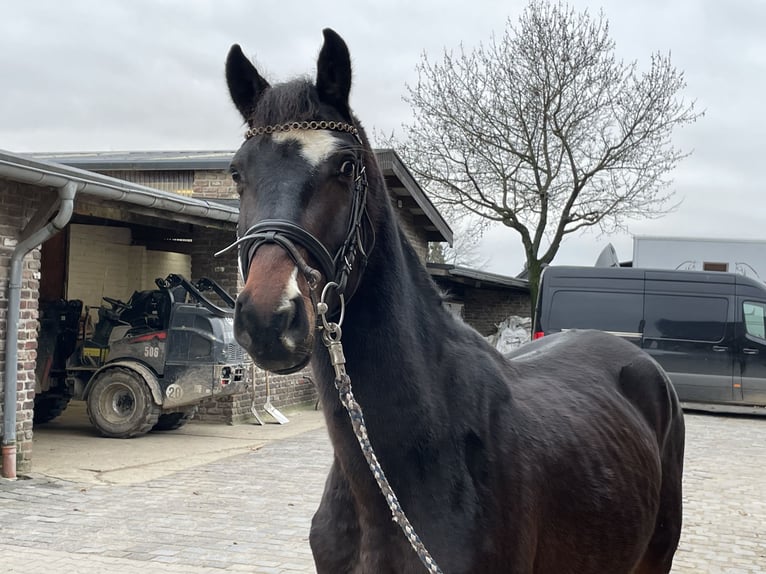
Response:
29,401,325,485
1,406,765,573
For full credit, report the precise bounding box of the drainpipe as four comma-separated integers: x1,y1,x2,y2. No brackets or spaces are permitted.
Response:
2,181,76,479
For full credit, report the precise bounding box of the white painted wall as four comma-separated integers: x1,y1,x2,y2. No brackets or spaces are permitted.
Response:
633,236,766,281
67,224,191,310
143,250,192,289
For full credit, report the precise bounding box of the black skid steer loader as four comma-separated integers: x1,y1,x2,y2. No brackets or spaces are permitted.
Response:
34,274,249,438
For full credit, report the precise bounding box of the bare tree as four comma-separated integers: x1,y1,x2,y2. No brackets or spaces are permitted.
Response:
393,0,702,308
426,213,491,269
436,216,492,269
428,242,447,264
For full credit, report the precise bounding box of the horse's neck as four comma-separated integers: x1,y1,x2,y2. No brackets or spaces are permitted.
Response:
314,206,449,428
350,210,438,348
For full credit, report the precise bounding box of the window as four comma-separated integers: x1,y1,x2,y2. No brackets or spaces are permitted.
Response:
549,291,643,333
703,262,728,272
644,295,728,342
743,301,766,339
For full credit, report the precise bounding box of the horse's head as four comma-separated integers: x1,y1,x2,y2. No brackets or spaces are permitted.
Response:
224,29,373,374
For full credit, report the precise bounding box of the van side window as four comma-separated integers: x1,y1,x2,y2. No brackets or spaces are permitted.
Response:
743,301,766,339
549,291,643,333
644,295,728,342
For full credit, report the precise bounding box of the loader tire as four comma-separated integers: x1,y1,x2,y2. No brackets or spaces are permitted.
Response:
152,407,197,431
86,367,160,438
33,393,72,424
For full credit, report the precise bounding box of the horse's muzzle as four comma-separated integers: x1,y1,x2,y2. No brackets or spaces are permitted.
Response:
233,246,316,374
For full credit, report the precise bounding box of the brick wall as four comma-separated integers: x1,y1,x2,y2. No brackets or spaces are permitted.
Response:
190,226,239,298
395,205,428,263
0,180,46,474
193,169,237,198
196,366,316,424
462,287,531,337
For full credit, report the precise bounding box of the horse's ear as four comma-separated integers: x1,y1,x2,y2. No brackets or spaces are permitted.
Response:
226,44,270,124
316,28,352,117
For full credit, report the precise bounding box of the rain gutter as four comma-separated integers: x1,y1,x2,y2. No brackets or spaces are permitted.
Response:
0,151,239,224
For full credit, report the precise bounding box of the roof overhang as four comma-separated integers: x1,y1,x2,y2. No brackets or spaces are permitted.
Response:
28,149,453,245
374,149,452,245
0,150,239,230
428,263,529,292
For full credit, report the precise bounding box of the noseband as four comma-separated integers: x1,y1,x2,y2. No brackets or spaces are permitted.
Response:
216,120,373,303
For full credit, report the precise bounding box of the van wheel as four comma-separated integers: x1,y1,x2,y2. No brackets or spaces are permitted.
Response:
86,367,161,438
152,407,197,431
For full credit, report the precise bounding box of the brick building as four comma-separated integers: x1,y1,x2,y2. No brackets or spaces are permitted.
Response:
0,151,240,476
428,264,531,336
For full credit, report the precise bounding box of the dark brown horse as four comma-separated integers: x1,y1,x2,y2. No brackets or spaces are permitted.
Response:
224,29,685,574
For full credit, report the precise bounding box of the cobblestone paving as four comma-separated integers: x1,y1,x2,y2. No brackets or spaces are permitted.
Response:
672,413,766,573
0,431,329,573
1,413,764,573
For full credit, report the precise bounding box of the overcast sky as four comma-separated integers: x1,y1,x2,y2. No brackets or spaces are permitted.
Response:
2,0,764,275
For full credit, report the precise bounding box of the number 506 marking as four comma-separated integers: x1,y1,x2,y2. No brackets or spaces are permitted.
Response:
144,346,160,358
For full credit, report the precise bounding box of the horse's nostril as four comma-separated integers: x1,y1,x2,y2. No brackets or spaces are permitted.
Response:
278,295,308,351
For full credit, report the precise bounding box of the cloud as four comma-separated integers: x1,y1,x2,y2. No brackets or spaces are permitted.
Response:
1,0,763,276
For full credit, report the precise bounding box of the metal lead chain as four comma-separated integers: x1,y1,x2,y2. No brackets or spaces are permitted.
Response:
317,302,442,574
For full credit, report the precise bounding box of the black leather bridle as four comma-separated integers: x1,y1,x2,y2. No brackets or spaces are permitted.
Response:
216,120,373,301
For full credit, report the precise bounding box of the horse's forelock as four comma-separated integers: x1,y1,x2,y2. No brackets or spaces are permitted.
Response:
250,79,322,126
244,75,381,207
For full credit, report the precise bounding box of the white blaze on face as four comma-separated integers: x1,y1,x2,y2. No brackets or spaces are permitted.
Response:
278,266,301,351
272,130,340,167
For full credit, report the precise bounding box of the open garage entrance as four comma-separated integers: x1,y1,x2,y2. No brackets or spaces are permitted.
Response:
1,151,242,477
31,202,251,440
41,220,193,307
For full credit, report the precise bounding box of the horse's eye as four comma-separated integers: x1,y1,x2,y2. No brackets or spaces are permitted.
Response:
339,160,355,178
230,168,241,183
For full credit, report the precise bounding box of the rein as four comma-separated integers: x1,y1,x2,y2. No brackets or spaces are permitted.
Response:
219,121,443,573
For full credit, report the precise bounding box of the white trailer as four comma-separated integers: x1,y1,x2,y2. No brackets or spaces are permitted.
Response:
632,236,766,281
